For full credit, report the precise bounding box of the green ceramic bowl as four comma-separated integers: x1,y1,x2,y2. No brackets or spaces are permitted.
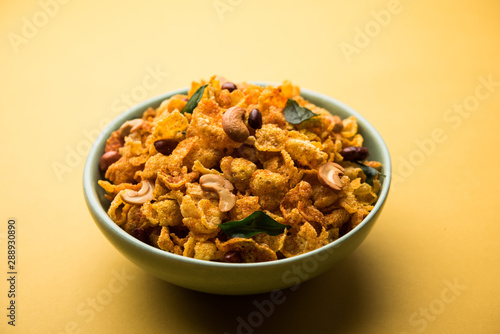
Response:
83,84,391,295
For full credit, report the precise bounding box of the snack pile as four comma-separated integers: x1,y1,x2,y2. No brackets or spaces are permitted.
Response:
98,76,382,263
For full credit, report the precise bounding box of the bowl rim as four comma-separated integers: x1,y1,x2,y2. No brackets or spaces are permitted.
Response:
83,82,392,268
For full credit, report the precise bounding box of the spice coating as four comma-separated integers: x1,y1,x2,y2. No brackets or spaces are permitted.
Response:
98,76,382,263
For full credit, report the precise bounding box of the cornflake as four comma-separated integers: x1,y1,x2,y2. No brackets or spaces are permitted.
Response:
98,76,383,263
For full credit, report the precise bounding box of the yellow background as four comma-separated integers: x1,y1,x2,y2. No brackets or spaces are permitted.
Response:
1,0,499,333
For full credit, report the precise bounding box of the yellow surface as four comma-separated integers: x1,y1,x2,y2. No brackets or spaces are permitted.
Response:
1,0,499,333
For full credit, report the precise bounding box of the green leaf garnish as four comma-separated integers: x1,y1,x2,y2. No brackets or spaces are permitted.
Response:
355,162,381,186
181,85,207,114
219,211,290,238
283,99,318,124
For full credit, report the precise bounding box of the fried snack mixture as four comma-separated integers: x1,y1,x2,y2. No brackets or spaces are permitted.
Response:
98,76,382,263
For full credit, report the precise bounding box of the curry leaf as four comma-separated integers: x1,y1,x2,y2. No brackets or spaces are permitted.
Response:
355,162,381,186
283,99,318,124
181,85,207,114
219,211,290,238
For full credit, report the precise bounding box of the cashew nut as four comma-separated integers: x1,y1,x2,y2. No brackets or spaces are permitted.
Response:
318,162,345,191
119,118,144,137
222,107,249,143
120,180,155,205
199,174,236,212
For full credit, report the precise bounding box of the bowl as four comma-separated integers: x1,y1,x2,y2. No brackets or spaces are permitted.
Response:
83,83,391,295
